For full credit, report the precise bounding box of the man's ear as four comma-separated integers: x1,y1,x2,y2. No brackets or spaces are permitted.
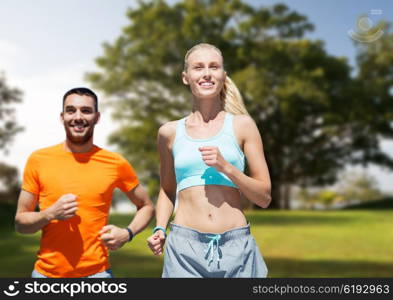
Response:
95,112,101,124
60,112,64,123
182,71,189,85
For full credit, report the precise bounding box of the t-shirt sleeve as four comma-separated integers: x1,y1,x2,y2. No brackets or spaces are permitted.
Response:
116,155,140,192
22,153,40,195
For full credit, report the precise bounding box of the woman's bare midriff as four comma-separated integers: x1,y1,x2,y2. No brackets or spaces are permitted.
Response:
173,185,248,233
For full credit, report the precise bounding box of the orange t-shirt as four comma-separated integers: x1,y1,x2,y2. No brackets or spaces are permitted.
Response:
22,143,139,278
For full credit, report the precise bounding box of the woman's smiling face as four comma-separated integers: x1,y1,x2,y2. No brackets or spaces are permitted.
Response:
182,47,226,100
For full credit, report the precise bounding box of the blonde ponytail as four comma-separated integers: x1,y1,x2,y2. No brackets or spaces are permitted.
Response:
220,76,249,115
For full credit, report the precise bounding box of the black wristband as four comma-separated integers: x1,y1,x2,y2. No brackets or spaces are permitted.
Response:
125,228,134,242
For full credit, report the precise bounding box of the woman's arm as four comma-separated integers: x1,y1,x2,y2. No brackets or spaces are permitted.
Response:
155,121,178,227
147,121,178,255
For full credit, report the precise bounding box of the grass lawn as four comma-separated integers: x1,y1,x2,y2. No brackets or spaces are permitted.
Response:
1,210,392,277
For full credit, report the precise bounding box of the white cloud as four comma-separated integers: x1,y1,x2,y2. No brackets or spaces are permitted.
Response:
0,39,28,75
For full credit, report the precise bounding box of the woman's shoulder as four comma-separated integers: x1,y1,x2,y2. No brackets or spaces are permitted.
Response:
232,114,261,142
232,114,256,128
158,121,177,138
158,116,188,141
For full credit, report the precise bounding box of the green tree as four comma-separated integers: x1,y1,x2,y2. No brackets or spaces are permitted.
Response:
0,73,22,153
0,72,23,195
87,0,393,208
0,162,19,204
0,73,23,228
338,171,383,203
297,188,342,209
0,161,20,229
297,170,382,209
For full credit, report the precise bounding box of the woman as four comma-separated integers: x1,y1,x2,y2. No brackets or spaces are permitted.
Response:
147,43,271,278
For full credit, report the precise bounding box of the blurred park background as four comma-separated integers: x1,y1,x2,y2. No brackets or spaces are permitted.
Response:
0,0,392,277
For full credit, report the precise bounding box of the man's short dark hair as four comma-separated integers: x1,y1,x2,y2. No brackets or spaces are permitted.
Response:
63,87,98,112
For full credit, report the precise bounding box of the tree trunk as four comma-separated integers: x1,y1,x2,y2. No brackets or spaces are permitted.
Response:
269,182,282,209
283,184,291,210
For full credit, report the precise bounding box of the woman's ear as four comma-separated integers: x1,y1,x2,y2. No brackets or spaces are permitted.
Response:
182,71,189,85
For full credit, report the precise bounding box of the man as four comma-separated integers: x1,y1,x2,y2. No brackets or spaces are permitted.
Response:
15,87,154,278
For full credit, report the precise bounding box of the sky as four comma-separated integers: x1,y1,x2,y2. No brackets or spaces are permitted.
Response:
0,0,392,193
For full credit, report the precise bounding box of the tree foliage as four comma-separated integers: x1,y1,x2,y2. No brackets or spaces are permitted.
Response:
297,170,383,209
0,162,19,204
337,170,383,203
87,0,393,208
0,73,23,211
0,73,23,153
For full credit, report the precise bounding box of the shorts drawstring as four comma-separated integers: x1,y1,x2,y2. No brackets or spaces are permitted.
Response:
205,234,222,266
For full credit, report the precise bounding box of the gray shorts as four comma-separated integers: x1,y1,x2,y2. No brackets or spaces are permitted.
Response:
31,269,114,278
162,223,268,278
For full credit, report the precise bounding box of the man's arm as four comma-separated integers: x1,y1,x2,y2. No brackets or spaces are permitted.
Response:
15,190,45,234
100,184,154,251
15,190,78,234
123,184,155,236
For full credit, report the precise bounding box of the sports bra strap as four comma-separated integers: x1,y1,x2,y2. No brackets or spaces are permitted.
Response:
174,117,186,143
222,112,233,135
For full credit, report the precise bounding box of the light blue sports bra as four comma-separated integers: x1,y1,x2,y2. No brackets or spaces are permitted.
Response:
173,112,245,192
